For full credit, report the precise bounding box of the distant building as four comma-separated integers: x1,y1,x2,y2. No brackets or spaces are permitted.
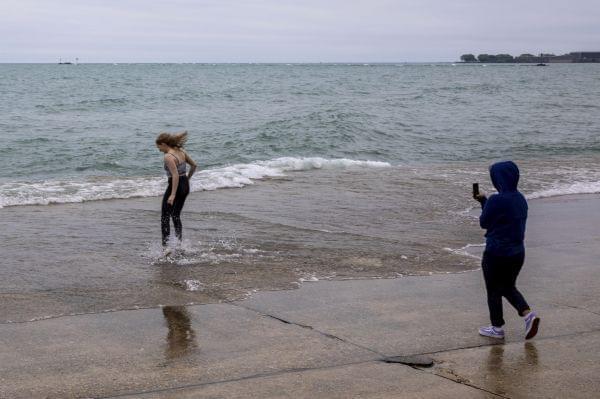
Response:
570,52,600,62
546,52,600,63
547,54,573,63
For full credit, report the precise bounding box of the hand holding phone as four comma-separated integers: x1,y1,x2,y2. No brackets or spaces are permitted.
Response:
472,183,486,203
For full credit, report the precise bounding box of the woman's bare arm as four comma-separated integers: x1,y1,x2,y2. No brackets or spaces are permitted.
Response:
165,155,179,204
183,150,197,179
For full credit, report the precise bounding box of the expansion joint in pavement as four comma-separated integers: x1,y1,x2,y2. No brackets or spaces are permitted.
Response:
408,326,600,359
552,302,600,317
231,302,386,357
99,359,379,399
424,367,511,399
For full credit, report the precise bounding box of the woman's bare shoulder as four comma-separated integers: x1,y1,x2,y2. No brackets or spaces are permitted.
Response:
182,150,196,164
164,153,177,164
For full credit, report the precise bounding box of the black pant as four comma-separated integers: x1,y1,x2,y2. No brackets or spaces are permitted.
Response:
161,176,190,246
482,251,530,327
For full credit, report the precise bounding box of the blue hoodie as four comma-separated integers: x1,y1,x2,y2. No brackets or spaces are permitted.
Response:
480,161,528,256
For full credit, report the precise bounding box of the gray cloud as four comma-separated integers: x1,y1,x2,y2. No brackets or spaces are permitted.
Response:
1,0,598,62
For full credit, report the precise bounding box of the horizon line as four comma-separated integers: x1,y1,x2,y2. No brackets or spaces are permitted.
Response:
0,60,548,65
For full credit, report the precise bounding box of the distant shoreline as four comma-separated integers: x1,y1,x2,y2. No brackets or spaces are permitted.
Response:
460,51,600,63
2,61,600,65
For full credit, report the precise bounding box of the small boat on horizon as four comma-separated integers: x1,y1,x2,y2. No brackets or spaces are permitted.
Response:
58,57,77,65
536,53,547,66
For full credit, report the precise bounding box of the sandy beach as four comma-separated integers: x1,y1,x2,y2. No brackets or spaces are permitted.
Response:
1,193,599,398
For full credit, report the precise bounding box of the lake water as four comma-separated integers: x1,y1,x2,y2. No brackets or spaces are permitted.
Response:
1,63,599,321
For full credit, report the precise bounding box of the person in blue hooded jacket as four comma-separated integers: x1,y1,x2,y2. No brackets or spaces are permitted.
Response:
474,161,540,340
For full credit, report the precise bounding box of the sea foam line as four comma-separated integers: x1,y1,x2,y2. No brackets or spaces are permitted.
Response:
527,181,600,199
0,157,390,208
444,243,485,260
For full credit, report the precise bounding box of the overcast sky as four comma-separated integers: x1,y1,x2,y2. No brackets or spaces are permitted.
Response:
1,0,598,63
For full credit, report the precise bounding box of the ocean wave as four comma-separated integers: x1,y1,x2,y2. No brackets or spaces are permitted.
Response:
528,181,600,199
0,157,391,208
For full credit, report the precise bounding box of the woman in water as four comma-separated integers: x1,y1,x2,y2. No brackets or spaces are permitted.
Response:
155,131,197,250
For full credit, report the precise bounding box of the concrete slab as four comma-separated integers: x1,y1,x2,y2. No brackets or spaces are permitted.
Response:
237,195,600,356
0,304,377,399
134,362,494,399
429,331,600,399
238,273,600,357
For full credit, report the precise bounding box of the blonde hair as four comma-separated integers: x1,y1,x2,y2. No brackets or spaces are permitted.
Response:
155,131,188,148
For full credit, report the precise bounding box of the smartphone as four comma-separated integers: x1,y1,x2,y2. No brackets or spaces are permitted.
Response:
472,183,479,198
473,183,479,198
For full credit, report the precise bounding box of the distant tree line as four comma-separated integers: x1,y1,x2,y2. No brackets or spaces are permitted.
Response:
461,52,600,63
460,53,559,63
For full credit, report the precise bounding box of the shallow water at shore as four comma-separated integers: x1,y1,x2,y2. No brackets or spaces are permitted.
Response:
1,165,482,322
4,162,598,323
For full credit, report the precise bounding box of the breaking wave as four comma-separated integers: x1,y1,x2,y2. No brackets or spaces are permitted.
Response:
0,157,390,208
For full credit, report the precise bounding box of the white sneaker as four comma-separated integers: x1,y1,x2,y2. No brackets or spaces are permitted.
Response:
479,325,505,339
524,312,540,340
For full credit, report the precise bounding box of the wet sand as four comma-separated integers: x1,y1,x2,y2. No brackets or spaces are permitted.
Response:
0,194,599,398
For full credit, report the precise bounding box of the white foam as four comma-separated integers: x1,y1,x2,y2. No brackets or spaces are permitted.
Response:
299,274,319,282
0,157,391,208
183,279,203,291
444,243,485,260
453,205,477,218
144,237,273,266
527,181,600,199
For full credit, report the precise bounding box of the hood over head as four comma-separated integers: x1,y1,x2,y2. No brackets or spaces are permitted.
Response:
490,161,520,193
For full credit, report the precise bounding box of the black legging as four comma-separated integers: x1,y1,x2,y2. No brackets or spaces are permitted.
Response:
161,176,190,246
482,251,530,327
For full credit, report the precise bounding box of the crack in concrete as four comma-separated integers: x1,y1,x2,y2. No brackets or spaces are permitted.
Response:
424,367,510,399
99,359,379,399
410,327,600,358
264,313,349,342
552,302,600,317
232,303,386,357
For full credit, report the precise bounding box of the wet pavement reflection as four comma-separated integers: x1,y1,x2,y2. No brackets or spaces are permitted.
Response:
524,342,540,369
162,306,197,360
484,342,540,395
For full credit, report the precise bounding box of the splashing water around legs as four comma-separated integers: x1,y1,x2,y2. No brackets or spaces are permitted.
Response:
161,176,190,247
